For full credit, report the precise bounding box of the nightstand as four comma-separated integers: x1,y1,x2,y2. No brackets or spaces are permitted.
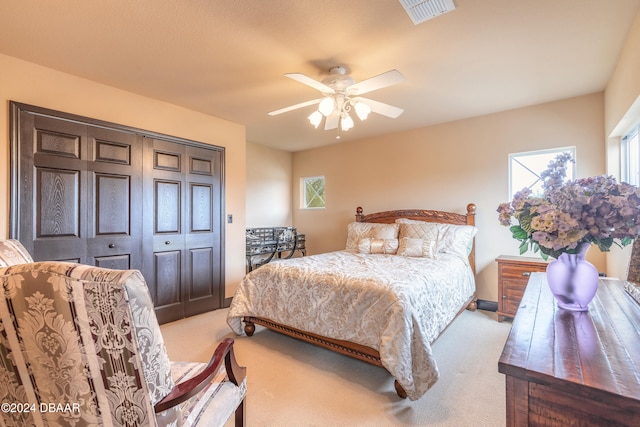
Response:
496,255,549,322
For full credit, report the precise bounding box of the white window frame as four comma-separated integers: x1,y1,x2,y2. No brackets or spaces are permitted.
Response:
621,124,640,186
300,176,325,209
508,146,576,199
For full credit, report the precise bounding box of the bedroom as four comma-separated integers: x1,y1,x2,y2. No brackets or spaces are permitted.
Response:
0,1,639,425
0,1,636,303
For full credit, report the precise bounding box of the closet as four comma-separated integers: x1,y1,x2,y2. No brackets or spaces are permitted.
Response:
10,102,225,324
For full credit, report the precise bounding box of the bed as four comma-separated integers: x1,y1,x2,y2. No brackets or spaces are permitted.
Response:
227,204,477,400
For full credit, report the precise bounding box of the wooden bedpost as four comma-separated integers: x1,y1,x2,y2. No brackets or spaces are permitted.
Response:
466,203,477,282
355,206,364,222
466,203,476,226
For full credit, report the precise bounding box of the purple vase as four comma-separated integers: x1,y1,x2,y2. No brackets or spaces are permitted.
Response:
545,243,599,311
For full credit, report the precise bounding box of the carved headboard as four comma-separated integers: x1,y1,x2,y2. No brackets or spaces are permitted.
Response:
355,204,477,274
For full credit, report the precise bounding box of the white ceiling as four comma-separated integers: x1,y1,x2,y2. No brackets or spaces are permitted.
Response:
1,0,639,152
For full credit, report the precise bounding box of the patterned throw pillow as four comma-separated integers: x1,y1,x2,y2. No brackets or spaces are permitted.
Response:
396,218,477,258
357,238,399,254
436,223,478,258
397,221,439,242
397,237,436,258
346,222,400,251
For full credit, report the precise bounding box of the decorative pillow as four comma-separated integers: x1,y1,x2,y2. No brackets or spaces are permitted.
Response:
346,222,400,251
357,238,399,254
397,237,436,258
397,221,439,243
436,223,478,258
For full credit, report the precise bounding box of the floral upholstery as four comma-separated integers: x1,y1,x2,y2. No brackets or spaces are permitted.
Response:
0,239,33,266
0,261,246,427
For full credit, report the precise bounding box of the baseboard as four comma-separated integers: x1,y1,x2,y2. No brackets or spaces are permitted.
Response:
477,299,498,312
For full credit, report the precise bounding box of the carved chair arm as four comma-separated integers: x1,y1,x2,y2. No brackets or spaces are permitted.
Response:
154,337,246,413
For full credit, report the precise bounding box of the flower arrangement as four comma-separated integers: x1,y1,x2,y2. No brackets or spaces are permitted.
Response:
497,152,640,259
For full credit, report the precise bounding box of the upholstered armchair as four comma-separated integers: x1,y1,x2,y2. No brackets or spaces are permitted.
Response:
0,261,246,427
0,239,34,266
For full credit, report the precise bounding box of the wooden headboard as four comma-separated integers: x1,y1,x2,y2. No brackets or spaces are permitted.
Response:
355,204,477,274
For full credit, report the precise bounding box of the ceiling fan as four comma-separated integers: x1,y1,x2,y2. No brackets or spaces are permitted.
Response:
268,66,405,133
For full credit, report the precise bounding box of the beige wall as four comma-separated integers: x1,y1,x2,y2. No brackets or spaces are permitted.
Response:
0,54,247,297
292,93,605,302
604,9,640,279
246,142,293,227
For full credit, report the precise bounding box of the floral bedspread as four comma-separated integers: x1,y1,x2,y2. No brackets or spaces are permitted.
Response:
227,251,475,400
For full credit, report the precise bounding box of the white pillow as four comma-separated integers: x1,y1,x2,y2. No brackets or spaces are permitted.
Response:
396,218,476,257
346,222,400,251
397,237,436,258
357,238,399,254
436,223,477,258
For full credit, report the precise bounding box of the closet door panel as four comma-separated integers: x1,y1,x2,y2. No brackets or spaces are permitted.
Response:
189,247,214,300
183,145,223,317
87,126,143,270
154,250,182,307
25,113,89,262
36,168,81,238
95,174,130,235
144,139,187,323
95,255,131,270
155,180,181,234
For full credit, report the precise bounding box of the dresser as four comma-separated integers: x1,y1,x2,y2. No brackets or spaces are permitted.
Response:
496,255,549,322
498,273,640,426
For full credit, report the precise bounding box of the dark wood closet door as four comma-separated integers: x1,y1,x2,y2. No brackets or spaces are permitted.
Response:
15,112,88,262
143,138,223,324
11,102,225,325
14,111,142,267
87,126,143,270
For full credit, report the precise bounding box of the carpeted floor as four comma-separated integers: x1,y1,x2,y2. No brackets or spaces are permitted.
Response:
160,307,512,426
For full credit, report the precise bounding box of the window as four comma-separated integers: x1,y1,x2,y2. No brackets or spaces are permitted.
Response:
509,147,575,198
301,176,325,209
622,124,640,186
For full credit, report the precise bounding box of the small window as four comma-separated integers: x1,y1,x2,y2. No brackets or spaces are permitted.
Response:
509,147,575,198
622,124,640,186
301,176,325,209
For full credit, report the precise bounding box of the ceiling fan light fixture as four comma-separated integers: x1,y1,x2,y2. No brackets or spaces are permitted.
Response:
271,67,404,134
308,110,323,128
341,113,354,131
354,101,371,121
318,97,335,116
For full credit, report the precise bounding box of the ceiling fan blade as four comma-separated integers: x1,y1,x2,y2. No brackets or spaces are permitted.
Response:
324,111,339,130
268,99,321,116
354,97,404,118
285,73,335,94
347,69,405,95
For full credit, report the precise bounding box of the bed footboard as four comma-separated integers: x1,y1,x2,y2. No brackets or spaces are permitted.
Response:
242,293,476,399
243,316,383,366
243,316,409,398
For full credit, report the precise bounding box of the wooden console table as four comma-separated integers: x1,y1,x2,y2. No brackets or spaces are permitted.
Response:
498,273,640,426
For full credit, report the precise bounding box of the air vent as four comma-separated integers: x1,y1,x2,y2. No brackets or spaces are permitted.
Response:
399,0,456,25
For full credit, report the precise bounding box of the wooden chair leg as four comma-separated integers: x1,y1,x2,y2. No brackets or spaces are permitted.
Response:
235,398,246,427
